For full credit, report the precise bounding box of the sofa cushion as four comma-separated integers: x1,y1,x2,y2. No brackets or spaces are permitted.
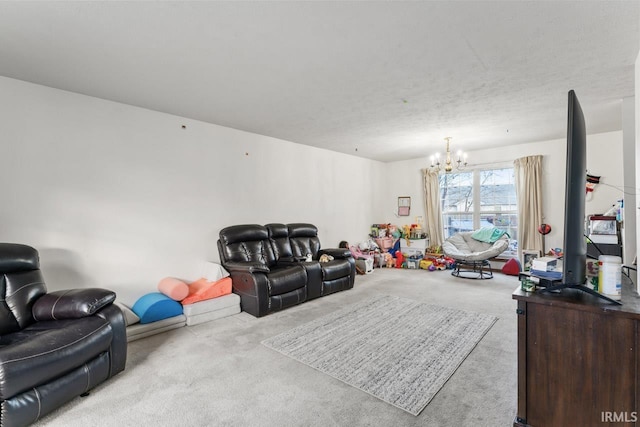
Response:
321,259,353,281
288,223,321,258
0,316,112,400
266,223,293,260
181,277,232,305
126,314,186,342
157,277,189,301
267,266,307,296
132,293,183,324
182,293,240,316
218,225,277,266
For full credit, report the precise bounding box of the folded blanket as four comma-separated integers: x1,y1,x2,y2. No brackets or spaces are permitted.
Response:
471,227,510,243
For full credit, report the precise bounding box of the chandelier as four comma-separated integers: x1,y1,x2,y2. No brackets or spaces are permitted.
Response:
429,137,468,173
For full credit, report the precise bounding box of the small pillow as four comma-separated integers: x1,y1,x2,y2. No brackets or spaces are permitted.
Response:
33,288,116,321
115,301,141,326
157,277,189,301
181,277,232,305
132,292,183,324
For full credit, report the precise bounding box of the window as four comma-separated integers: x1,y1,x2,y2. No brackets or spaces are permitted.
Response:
440,171,474,236
440,167,517,255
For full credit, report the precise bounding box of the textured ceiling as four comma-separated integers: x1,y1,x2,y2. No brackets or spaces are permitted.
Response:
0,1,638,162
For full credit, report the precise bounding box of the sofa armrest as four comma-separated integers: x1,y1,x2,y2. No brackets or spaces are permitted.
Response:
319,248,352,259
276,257,296,266
224,261,270,273
277,256,308,266
33,288,116,321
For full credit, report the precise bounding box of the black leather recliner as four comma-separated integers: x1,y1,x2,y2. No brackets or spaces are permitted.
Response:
0,243,127,427
285,223,355,296
217,223,355,317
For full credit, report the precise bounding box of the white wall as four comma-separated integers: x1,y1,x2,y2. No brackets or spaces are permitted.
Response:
382,132,624,253
623,97,636,266
0,76,386,304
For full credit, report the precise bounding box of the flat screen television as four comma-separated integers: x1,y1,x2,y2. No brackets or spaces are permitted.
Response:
563,89,587,286
540,90,620,304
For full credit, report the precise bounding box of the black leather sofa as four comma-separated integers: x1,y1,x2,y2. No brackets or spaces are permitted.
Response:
217,223,355,317
0,243,127,427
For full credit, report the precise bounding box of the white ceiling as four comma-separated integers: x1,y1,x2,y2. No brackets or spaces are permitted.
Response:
0,1,638,162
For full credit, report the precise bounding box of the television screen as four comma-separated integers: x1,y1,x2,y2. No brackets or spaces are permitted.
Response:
562,90,587,286
540,90,620,304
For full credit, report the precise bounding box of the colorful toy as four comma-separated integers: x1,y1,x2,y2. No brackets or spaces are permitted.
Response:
548,248,563,257
586,259,599,277
383,253,394,268
395,251,404,268
419,259,433,270
433,258,447,270
402,225,411,245
427,245,442,254
443,256,455,269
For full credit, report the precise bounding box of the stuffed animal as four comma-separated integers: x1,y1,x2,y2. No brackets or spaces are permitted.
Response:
319,254,334,263
402,225,411,245
384,253,394,268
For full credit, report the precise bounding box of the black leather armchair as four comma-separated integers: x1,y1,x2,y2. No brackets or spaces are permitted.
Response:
0,243,127,427
217,223,355,317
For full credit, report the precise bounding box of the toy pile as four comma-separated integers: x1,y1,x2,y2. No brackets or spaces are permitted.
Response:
350,225,456,272
419,255,456,271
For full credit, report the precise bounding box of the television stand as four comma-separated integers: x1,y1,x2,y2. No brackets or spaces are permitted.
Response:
539,282,622,305
513,283,640,426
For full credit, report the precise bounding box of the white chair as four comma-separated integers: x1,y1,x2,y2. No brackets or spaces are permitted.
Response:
442,231,509,279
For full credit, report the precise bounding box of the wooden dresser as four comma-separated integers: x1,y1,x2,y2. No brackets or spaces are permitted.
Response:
513,283,640,426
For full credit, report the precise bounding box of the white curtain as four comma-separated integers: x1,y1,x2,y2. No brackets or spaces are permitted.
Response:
514,155,544,261
422,169,444,247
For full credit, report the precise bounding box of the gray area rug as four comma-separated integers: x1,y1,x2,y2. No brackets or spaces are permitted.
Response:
262,294,497,416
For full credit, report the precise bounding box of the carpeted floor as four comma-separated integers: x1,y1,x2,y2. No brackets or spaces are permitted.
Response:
34,268,519,427
262,294,497,415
